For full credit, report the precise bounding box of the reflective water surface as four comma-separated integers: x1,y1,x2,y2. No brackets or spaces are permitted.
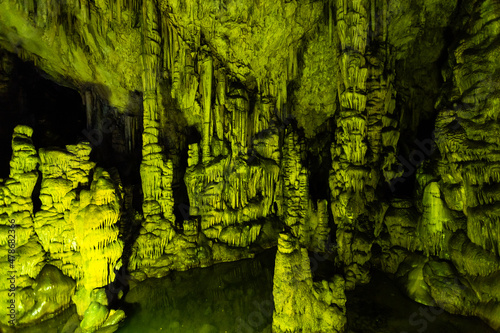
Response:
15,249,495,333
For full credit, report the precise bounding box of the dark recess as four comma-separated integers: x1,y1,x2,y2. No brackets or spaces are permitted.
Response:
0,51,85,176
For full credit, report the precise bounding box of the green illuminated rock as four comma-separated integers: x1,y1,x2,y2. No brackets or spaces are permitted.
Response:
19,264,76,324
272,233,346,333
0,0,500,332
34,143,123,290
0,125,44,327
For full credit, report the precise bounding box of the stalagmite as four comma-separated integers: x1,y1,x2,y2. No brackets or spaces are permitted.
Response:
33,141,123,332
0,126,45,326
272,232,346,332
200,53,213,163
130,0,176,274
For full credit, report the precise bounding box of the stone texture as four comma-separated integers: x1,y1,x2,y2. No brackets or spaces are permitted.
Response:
272,233,346,333
0,0,500,332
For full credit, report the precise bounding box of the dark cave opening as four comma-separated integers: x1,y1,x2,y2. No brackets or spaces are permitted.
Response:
173,125,202,228
0,51,86,176
309,251,338,282
32,172,42,214
307,150,330,201
371,243,382,259
307,119,334,203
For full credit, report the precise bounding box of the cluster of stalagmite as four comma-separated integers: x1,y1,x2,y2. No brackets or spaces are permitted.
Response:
35,143,93,280
35,142,123,287
418,0,500,328
372,0,500,330
434,0,500,258
34,141,124,332
0,126,125,332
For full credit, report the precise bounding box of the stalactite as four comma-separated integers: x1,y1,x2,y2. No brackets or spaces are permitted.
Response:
201,52,213,163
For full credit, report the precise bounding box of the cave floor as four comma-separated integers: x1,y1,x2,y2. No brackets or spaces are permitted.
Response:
14,251,495,333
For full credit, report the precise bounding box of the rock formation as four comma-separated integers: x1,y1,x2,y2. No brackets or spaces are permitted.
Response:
272,233,346,332
0,0,499,332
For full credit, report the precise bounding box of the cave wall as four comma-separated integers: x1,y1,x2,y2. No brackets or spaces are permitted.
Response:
0,0,499,332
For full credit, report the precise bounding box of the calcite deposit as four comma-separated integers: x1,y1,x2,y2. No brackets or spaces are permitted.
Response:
0,0,499,332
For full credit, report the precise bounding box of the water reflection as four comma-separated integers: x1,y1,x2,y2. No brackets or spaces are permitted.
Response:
118,249,276,333
13,249,497,333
